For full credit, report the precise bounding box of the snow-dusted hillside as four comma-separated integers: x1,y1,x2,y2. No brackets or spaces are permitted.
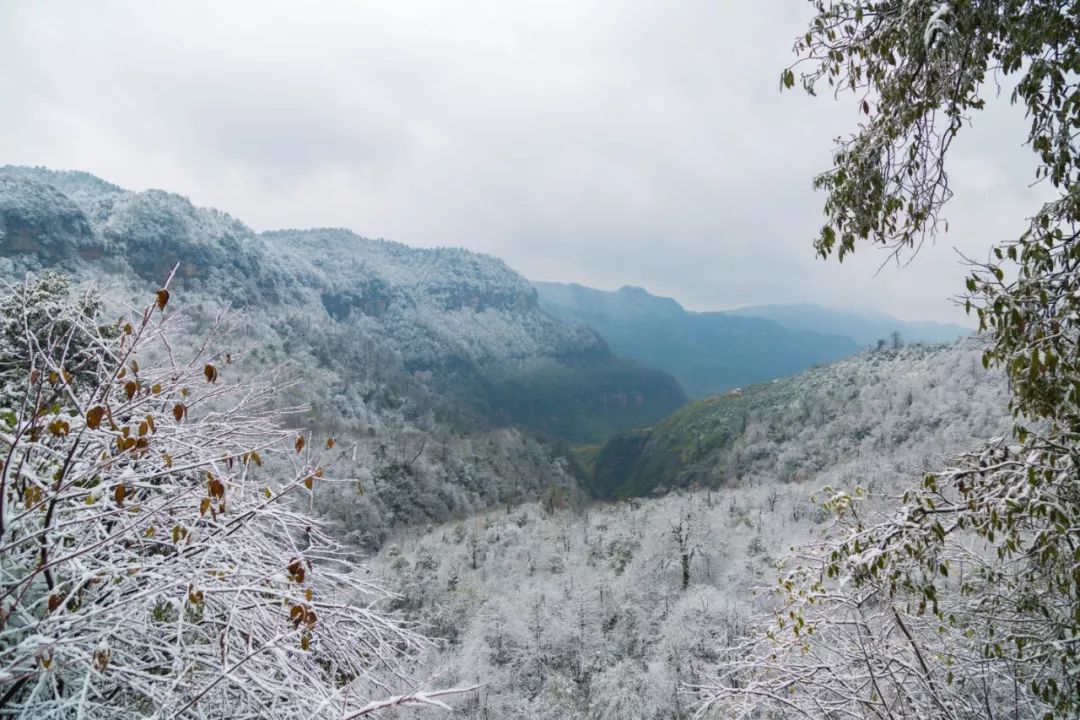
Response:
368,341,1010,718
589,340,1007,498
0,167,1021,718
0,166,685,444
0,165,688,545
264,228,605,371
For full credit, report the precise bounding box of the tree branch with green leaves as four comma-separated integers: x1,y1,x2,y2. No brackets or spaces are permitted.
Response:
699,2,1080,718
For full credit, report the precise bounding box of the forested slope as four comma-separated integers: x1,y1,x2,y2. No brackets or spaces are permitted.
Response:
367,341,1010,718
0,166,684,442
0,165,684,545
589,340,1007,498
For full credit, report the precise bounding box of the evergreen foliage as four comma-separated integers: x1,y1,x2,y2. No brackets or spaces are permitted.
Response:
704,3,1080,717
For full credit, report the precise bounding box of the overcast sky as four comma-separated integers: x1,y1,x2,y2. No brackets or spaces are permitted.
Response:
0,1,1046,322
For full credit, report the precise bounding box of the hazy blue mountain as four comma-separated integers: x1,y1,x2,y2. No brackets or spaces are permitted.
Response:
729,302,972,347
533,281,861,398
0,165,684,444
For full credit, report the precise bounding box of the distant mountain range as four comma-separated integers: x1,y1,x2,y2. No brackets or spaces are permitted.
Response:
533,282,861,398
533,282,974,399
729,303,972,347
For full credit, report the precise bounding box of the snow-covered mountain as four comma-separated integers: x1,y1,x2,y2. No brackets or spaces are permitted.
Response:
0,166,685,444
0,166,1003,556
0,165,687,546
0,166,1019,717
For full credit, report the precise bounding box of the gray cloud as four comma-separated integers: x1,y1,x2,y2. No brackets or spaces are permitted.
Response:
0,0,1047,322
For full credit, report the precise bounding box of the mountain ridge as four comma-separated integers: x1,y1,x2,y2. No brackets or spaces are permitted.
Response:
533,280,862,398
729,302,972,347
0,166,685,441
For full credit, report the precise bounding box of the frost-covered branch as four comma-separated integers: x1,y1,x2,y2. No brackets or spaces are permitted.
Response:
0,275,439,718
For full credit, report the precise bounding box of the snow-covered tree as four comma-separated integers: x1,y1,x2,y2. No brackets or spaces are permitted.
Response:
701,2,1080,717
699,443,1071,719
0,273,457,718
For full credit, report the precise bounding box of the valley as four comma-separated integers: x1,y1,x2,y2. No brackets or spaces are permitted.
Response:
0,166,1017,718
4,3,1075,718
364,342,1007,718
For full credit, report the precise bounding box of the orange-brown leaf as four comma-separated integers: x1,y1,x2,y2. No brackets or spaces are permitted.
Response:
287,558,305,584
114,484,126,507
295,435,305,454
86,406,105,430
156,288,170,311
124,381,138,400
203,364,218,384
172,403,186,422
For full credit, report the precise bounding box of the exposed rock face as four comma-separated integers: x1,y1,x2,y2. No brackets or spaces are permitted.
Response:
98,189,264,289
0,176,101,263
